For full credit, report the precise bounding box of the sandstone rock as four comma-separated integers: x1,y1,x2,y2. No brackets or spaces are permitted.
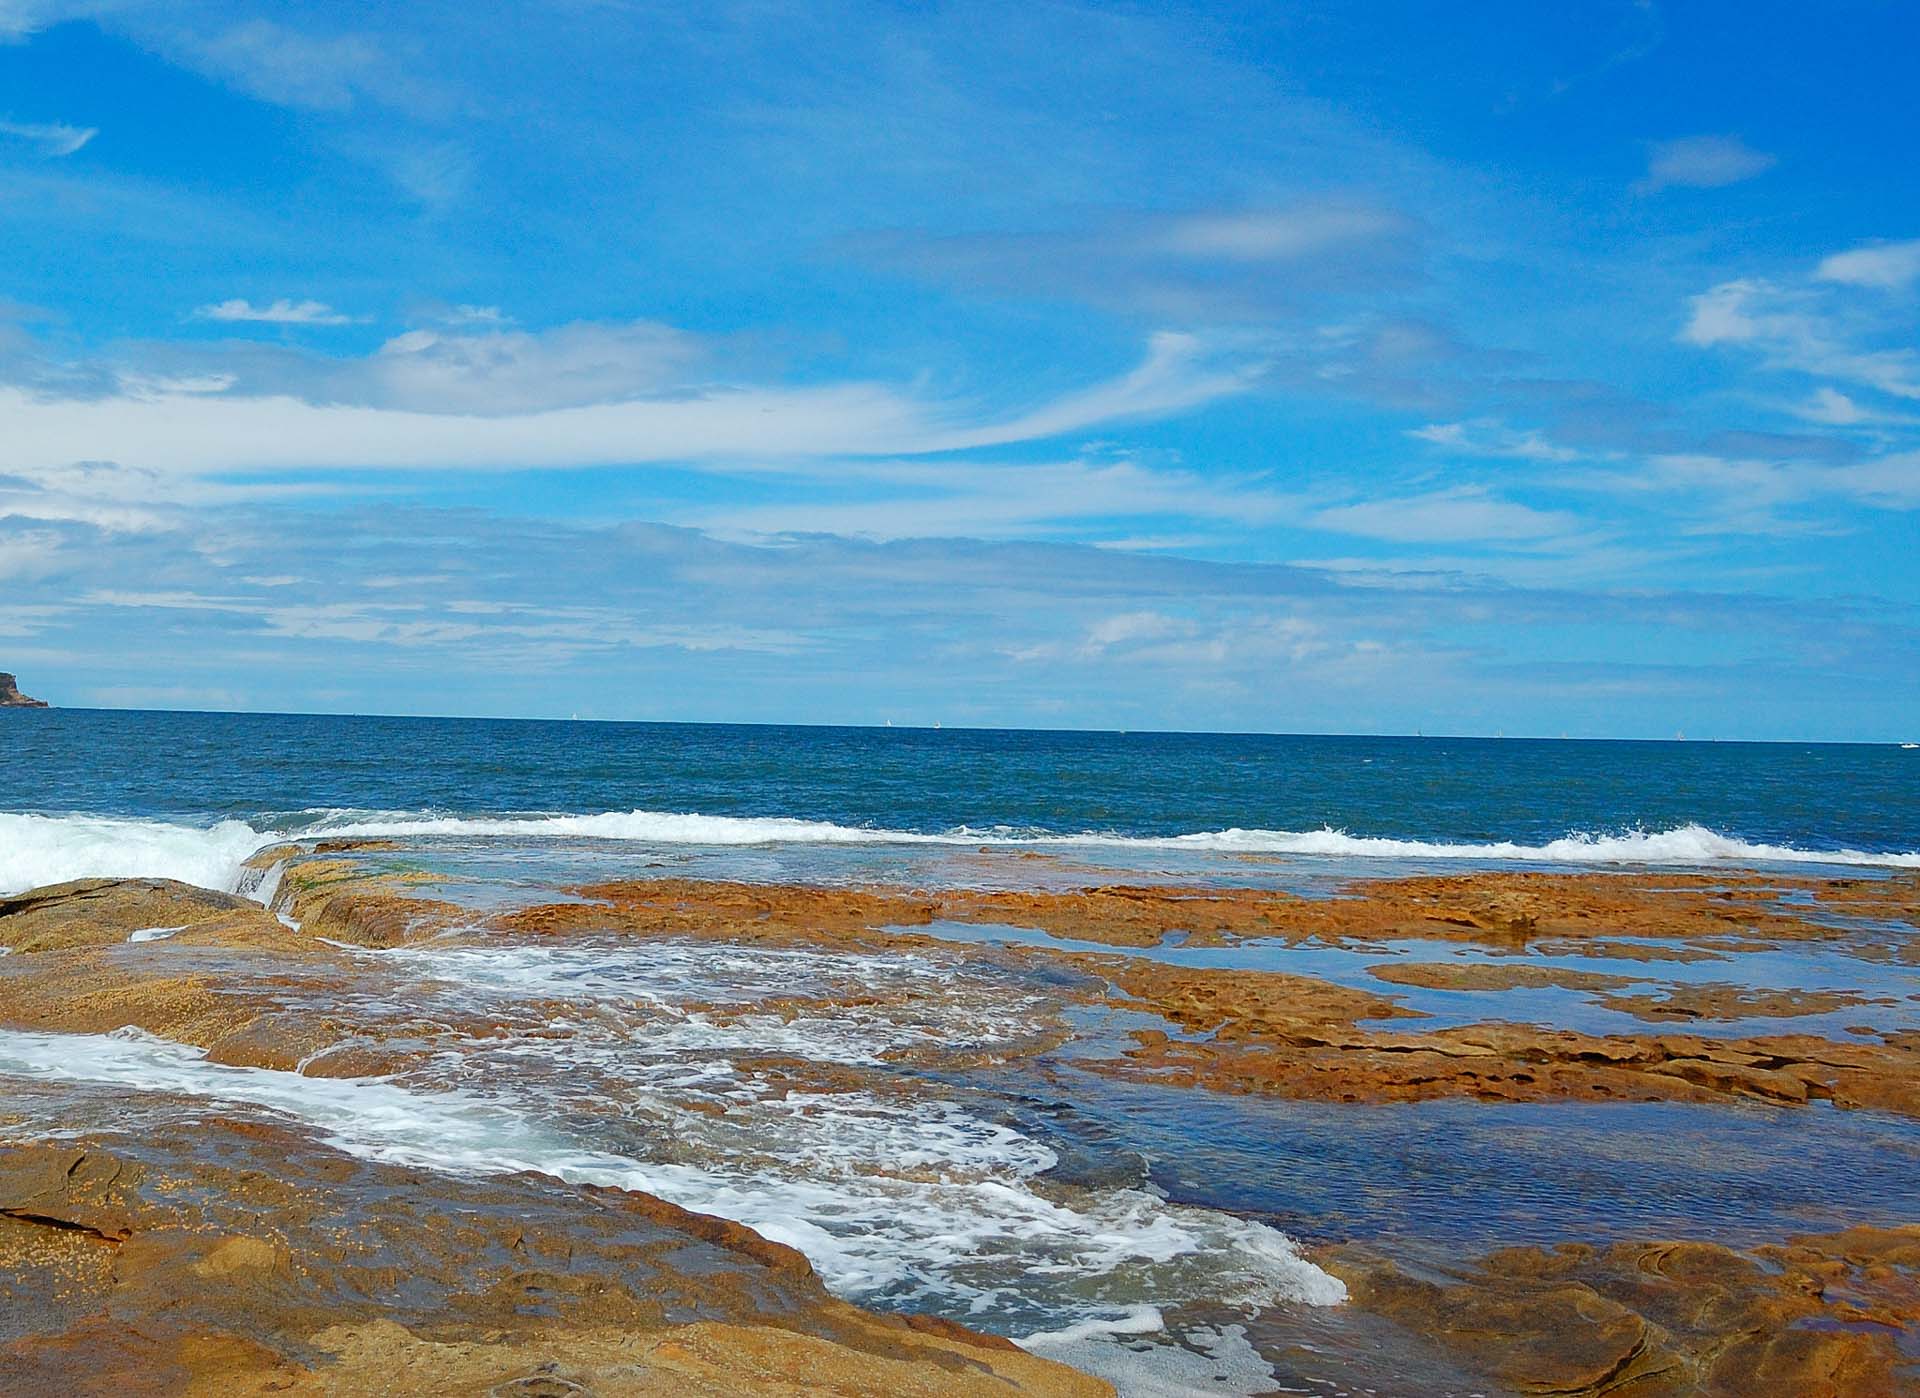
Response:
495,868,1918,960
1325,1229,1920,1397
0,1127,1109,1397
0,878,261,953
1367,961,1636,993
1085,963,1920,1115
0,673,46,708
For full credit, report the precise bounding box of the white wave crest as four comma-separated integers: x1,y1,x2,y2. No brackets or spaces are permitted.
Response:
3,808,1915,898
312,808,951,845
0,813,271,896
306,810,1920,868
1110,821,1920,868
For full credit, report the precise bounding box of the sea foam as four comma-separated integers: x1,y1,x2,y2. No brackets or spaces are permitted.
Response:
0,1025,1347,1332
4,807,1916,898
296,809,1920,867
0,813,271,896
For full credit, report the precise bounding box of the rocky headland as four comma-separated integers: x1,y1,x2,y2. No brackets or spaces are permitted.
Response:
0,672,47,708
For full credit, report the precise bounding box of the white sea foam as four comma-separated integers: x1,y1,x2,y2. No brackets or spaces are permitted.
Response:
373,940,1046,1064
314,808,947,845
0,813,271,895
284,809,1920,867
1024,1317,1288,1396
4,808,1916,899
0,1025,1346,1334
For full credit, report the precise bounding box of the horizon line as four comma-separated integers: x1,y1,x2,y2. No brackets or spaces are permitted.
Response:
6,702,1912,749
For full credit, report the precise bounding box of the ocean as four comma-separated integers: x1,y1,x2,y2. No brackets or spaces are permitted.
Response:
3,708,1917,1394
3,708,1918,895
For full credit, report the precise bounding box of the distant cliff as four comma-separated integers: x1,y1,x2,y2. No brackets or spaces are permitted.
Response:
0,673,48,708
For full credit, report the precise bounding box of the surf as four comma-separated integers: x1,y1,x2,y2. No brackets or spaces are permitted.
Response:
5,807,1919,897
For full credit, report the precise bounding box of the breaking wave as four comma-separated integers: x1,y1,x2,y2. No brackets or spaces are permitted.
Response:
3,808,1916,896
0,813,272,896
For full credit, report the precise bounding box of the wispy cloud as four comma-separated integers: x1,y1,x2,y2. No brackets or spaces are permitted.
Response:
169,18,432,114
10,502,1906,735
0,117,95,156
1309,486,1584,545
1816,239,1920,292
1790,387,1920,429
689,455,1301,543
0,330,1260,474
1409,419,1581,462
441,304,509,326
364,320,702,414
1156,207,1410,262
849,200,1420,323
1680,278,1920,400
935,331,1260,449
1634,134,1775,194
193,298,361,326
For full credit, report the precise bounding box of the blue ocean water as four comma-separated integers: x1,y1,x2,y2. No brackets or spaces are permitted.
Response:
3,707,1917,854
4,706,1918,1394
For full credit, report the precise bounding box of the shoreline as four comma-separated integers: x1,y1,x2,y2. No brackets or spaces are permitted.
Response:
1,856,1915,1393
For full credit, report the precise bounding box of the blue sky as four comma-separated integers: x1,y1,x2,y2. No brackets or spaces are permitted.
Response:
1,0,1916,738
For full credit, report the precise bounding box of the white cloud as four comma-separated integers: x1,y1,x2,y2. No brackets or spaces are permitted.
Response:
1829,450,1920,508
194,298,360,326
1027,609,1393,678
1789,387,1920,428
1680,278,1920,399
176,19,391,112
0,458,342,533
1158,207,1408,262
114,370,238,396
694,456,1300,542
1574,450,1920,524
378,138,474,205
935,331,1260,449
0,528,67,581
0,118,95,156
1309,486,1581,544
1081,610,1186,653
1409,419,1580,462
0,333,1262,475
1635,134,1775,193
1816,238,1920,291
853,199,1419,323
444,304,508,325
366,320,701,414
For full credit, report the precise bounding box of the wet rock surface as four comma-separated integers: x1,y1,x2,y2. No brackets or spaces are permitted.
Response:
1090,972,1920,1114
478,867,1920,1117
0,878,270,954
1368,960,1899,1022
1322,1227,1920,1397
495,869,1920,955
0,1129,1104,1396
1,862,1915,1394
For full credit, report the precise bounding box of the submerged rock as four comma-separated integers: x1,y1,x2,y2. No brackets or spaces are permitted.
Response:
1324,1228,1920,1396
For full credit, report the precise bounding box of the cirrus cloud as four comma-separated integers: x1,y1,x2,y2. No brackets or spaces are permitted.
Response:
0,117,95,156
1634,134,1775,194
193,297,360,326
